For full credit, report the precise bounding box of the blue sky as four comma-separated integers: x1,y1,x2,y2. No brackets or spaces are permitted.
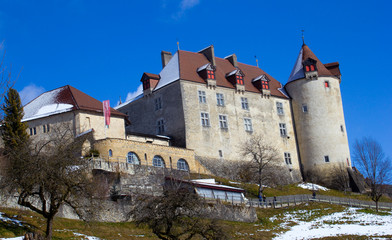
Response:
1,0,391,159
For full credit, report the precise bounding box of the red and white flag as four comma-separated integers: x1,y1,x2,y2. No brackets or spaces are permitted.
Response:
103,100,111,127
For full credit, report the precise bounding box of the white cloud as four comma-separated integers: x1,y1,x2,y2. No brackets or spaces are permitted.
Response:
126,84,143,102
172,0,200,20
19,84,45,106
180,0,200,11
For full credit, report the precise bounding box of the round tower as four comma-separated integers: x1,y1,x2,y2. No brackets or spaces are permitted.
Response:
284,44,351,183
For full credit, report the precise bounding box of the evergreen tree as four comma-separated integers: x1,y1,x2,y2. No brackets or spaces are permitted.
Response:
1,88,29,152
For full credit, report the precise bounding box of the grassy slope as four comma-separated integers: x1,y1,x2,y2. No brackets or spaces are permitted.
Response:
2,202,391,240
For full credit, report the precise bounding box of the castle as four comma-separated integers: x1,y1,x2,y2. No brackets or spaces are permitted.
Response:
7,42,351,184
116,43,352,183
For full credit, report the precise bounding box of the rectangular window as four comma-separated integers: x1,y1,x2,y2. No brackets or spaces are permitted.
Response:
29,128,33,135
200,112,210,127
207,70,215,80
302,104,308,113
236,75,244,85
157,119,165,135
279,123,287,137
219,150,223,158
241,97,249,110
46,124,50,132
276,102,284,115
244,118,253,132
43,125,46,133
154,97,162,110
198,90,206,103
324,155,330,163
216,93,224,106
324,81,330,88
284,152,292,165
340,125,344,132
261,80,269,90
219,115,228,129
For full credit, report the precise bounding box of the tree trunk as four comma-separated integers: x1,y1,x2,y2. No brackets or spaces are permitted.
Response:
45,216,54,240
258,179,263,199
376,201,379,212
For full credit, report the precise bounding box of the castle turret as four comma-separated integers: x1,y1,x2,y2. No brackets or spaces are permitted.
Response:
285,44,351,183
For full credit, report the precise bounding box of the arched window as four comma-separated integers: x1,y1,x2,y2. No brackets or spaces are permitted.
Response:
153,155,165,168
108,149,113,157
177,159,189,171
127,152,140,165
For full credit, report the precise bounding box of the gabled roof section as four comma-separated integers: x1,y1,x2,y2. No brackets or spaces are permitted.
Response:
324,62,341,78
287,44,336,84
177,50,287,98
23,85,125,122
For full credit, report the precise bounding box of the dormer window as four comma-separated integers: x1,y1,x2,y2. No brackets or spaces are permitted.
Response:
303,58,318,80
236,75,244,85
142,80,150,90
261,80,269,90
252,74,271,97
226,69,245,93
197,63,216,88
207,69,215,80
140,72,160,96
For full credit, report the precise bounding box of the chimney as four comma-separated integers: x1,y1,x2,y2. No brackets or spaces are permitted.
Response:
225,54,238,68
161,51,172,68
198,45,216,66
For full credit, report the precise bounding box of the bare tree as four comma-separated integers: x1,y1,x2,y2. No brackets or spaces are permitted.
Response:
1,124,98,239
130,179,227,240
330,163,351,193
353,137,391,212
241,135,280,199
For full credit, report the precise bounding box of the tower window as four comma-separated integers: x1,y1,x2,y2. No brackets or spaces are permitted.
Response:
216,93,224,106
241,97,249,110
284,152,292,165
219,115,228,129
108,149,113,157
236,75,244,85
207,70,215,80
302,104,308,113
200,112,210,127
279,123,287,137
324,156,330,163
198,90,206,103
324,81,330,88
340,125,344,132
219,150,223,158
276,102,284,115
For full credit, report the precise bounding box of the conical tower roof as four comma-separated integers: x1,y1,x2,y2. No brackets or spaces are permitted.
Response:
287,44,334,84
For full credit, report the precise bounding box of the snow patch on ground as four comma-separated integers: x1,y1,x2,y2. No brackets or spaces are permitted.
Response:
73,232,101,240
297,182,329,191
0,213,23,226
273,208,392,239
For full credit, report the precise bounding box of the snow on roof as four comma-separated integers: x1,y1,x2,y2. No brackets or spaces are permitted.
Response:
22,87,74,122
190,179,245,192
287,48,305,84
197,63,210,72
226,69,238,77
154,52,180,91
75,128,94,138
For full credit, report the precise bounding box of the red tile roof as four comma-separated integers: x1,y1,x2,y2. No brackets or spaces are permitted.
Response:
177,50,287,98
302,44,334,77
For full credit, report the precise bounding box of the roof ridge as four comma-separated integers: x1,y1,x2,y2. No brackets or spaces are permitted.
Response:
66,85,80,110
